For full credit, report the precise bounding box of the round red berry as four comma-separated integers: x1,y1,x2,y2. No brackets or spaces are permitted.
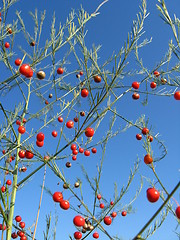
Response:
81,89,89,98
94,75,101,83
121,211,127,217
6,180,11,185
97,194,101,200
58,116,63,122
85,127,94,137
175,206,180,219
132,82,140,89
100,203,104,209
52,131,58,137
15,58,22,66
60,200,70,210
142,127,149,135
93,232,99,239
19,222,25,228
36,141,44,147
84,150,90,156
5,42,10,48
153,71,160,77
146,188,160,203
136,134,142,140
73,215,85,227
53,192,63,203
15,215,22,222
18,150,25,158
57,68,64,74
79,148,84,153
104,216,112,225
150,82,157,89
111,212,117,218
74,231,82,239
25,150,34,159
174,91,180,100
66,120,74,129
132,93,140,100
36,132,45,142
18,126,26,134
91,148,97,154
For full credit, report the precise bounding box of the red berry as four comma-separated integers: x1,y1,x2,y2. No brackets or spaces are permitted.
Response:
100,203,104,209
66,120,74,129
19,222,25,228
26,68,33,78
15,58,22,66
136,134,142,140
74,231,82,239
25,150,34,159
85,127,94,137
174,91,180,100
5,42,10,48
142,127,149,135
91,148,97,154
150,82,157,89
20,236,27,240
57,67,64,74
60,200,70,210
153,71,160,77
11,232,18,239
74,117,79,122
15,215,22,222
73,215,85,227
175,206,180,219
97,194,101,200
18,126,26,134
52,131,58,137
146,188,160,203
6,180,11,186
81,88,89,98
111,212,117,218
71,144,77,150
144,154,153,164
132,93,140,100
93,232,99,239
1,186,6,192
110,201,114,205
132,82,140,89
79,71,83,76
18,150,25,158
53,192,63,203
72,149,78,155
17,231,24,237
72,155,77,161
19,64,31,76
121,211,127,217
45,100,49,105
36,140,44,147
94,75,101,83
2,149,5,154
79,148,84,153
148,135,153,142
0,224,6,230
36,132,45,142
58,116,63,122
84,150,90,156
104,216,112,225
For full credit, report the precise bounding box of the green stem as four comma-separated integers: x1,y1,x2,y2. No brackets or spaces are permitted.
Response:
6,79,31,240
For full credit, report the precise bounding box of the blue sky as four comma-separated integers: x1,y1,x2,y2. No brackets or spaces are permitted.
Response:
1,0,180,239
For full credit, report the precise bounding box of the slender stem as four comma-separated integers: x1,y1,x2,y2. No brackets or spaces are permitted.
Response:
32,165,46,240
132,181,180,240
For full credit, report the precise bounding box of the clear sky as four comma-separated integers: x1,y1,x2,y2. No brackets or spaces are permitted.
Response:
1,0,180,240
